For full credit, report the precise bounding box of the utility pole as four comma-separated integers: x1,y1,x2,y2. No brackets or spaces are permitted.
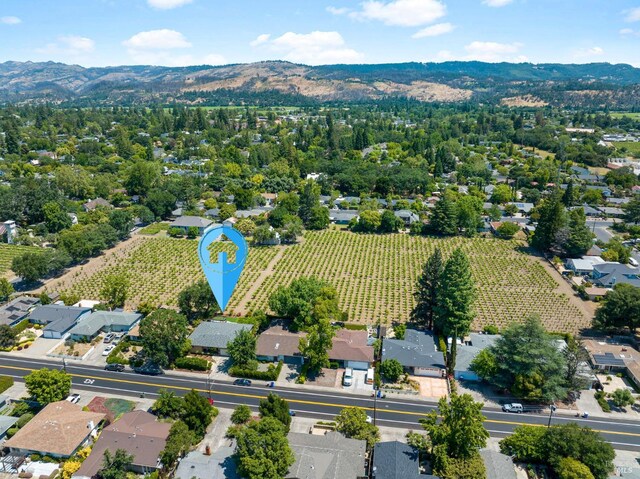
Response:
547,404,557,427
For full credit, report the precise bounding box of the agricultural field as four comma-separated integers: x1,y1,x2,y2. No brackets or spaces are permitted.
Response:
609,112,640,119
58,231,588,332
612,141,640,156
0,244,42,277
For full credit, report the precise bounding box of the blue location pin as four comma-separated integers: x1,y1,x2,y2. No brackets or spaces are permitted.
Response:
198,225,248,313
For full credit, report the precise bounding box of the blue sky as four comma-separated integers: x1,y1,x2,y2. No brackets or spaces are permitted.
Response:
1,0,640,67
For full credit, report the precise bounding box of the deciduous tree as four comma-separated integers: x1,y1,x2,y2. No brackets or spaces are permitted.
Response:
139,309,189,368
24,368,71,405
235,417,295,479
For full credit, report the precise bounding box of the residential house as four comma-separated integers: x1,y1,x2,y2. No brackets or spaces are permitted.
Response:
188,321,253,356
585,185,612,198
0,296,40,327
394,210,419,226
205,208,220,219
329,210,359,225
174,447,238,479
73,411,171,478
169,216,214,235
381,330,445,377
127,324,141,342
373,441,439,479
454,333,500,382
481,449,517,479
82,198,112,212
584,339,640,388
0,415,18,441
29,305,92,339
68,310,142,342
565,256,606,276
328,329,374,370
286,431,367,479
0,220,17,244
4,401,105,458
506,202,534,215
592,263,640,288
256,325,306,365
570,204,600,217
598,206,625,218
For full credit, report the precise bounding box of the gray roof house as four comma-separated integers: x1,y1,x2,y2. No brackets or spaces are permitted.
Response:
455,334,500,382
29,305,92,339
382,330,445,377
286,431,367,479
0,415,18,440
506,202,534,214
394,210,419,226
174,447,238,479
592,262,640,288
481,449,517,479
373,441,439,479
68,311,142,340
0,296,40,327
329,210,360,225
188,321,253,355
169,216,214,234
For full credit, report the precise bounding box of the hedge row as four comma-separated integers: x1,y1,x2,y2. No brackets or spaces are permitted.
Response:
11,319,30,335
174,356,211,371
0,375,14,394
229,361,283,381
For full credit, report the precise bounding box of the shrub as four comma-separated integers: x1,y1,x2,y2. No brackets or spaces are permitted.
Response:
6,427,19,438
380,359,404,383
174,357,211,371
229,361,283,381
0,375,14,393
555,457,595,479
12,319,30,335
16,413,34,428
483,324,499,335
594,390,611,412
231,405,252,424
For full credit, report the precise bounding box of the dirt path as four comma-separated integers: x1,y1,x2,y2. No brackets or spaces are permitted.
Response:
535,256,597,322
33,233,148,296
233,244,287,314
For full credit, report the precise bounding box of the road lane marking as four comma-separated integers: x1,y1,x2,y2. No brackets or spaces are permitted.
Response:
2,364,640,440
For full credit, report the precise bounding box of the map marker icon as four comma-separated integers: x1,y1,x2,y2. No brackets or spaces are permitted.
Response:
198,225,248,313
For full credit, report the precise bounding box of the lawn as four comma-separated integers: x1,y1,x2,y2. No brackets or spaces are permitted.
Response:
139,222,170,235
60,232,587,332
0,244,42,276
610,112,640,119
612,141,640,156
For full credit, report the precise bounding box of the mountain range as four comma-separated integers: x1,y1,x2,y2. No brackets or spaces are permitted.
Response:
1,60,640,108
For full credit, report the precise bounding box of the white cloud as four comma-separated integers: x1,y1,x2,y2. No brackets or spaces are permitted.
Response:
255,31,363,65
620,28,634,34
147,0,192,9
350,0,446,27
37,35,95,56
1,16,21,25
412,22,454,38
123,29,191,49
482,0,513,7
464,41,524,62
625,7,640,22
250,34,271,47
327,6,350,15
573,46,604,59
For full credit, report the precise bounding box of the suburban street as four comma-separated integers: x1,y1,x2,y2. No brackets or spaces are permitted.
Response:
1,355,639,451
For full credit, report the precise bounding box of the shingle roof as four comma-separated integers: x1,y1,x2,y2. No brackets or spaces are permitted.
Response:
189,321,253,349
382,330,445,369
0,296,39,326
29,304,91,325
0,415,18,437
256,326,306,358
74,410,171,478
170,216,214,229
68,310,142,337
481,449,517,479
286,431,366,479
373,441,437,479
4,401,105,457
328,329,374,363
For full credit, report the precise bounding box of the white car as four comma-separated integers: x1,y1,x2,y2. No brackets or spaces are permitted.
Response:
366,415,373,423
66,393,80,404
102,345,115,356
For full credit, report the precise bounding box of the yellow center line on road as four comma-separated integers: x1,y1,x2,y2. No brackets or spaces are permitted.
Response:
3,364,640,438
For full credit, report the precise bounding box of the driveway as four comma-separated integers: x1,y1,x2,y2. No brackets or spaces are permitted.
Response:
411,376,448,399
10,337,62,358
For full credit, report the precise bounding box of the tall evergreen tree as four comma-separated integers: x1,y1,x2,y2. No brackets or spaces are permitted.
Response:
532,191,566,252
298,179,321,226
430,195,458,236
435,248,475,375
411,248,444,330
564,207,593,257
562,179,574,207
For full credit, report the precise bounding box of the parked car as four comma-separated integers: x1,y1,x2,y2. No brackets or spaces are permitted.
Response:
104,363,125,372
66,393,80,404
102,345,115,356
233,379,252,386
366,415,373,423
133,363,163,376
629,257,639,267
502,403,524,413
103,333,116,344
343,368,353,387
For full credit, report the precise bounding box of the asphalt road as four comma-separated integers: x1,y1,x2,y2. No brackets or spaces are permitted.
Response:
1,355,639,451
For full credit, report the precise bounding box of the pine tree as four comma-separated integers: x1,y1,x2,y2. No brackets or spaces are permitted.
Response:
435,249,475,375
531,191,566,252
430,195,458,236
562,180,574,207
411,248,444,330
564,207,593,257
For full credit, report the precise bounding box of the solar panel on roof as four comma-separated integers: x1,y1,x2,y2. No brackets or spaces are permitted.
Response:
593,352,625,367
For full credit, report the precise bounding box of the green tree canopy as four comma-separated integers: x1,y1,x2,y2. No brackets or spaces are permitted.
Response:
178,280,218,321
299,318,335,374
380,358,404,382
100,273,129,309
532,190,566,252
411,247,444,330
430,194,458,236
182,389,215,439
98,448,134,479
235,417,295,479
259,393,292,432
24,368,71,405
594,283,640,332
227,329,256,368
139,309,190,368
335,407,380,448
0,324,17,350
